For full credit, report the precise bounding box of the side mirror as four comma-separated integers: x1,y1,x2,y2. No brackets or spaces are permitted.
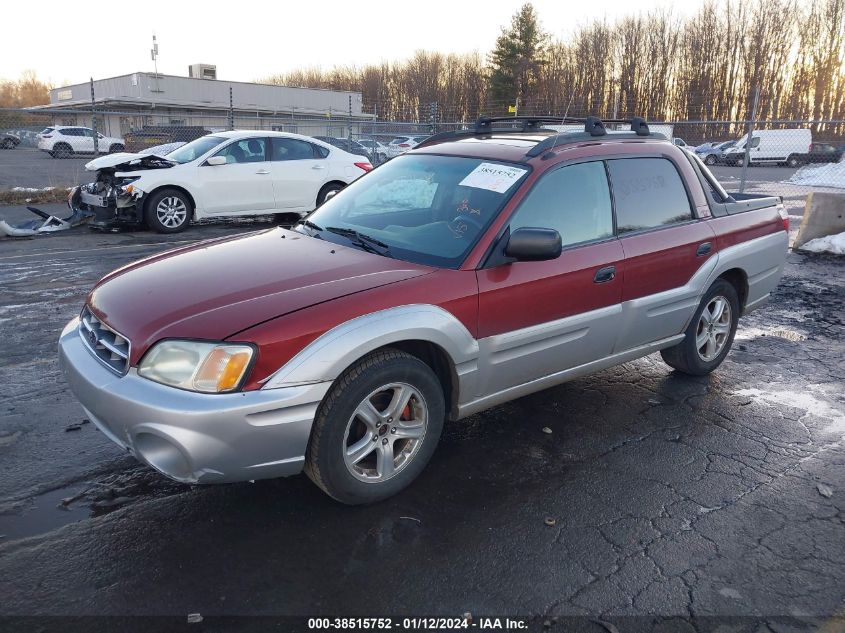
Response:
206,155,227,166
505,227,562,262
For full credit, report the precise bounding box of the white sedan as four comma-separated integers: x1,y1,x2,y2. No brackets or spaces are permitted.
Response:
82,131,373,233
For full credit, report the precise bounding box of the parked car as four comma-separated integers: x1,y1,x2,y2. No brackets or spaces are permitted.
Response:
138,141,186,156
69,131,373,233
313,136,373,161
1,131,21,149
672,137,688,148
698,140,736,165
356,138,389,163
58,115,788,504
386,134,430,158
124,126,210,153
795,142,845,165
37,126,125,158
722,128,812,167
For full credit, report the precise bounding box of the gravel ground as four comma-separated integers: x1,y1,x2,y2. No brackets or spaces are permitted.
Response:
0,220,842,632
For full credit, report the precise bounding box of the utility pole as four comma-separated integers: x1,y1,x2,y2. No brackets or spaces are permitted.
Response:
90,78,98,154
228,86,234,130
514,96,520,117
739,84,760,194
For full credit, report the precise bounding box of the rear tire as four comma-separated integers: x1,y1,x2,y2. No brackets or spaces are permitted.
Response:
786,154,801,168
316,182,344,206
704,154,717,165
109,143,124,154
305,348,445,505
53,143,73,159
660,279,740,376
1,138,14,149
144,188,192,233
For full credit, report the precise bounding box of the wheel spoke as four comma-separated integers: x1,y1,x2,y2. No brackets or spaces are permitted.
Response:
376,443,395,478
712,323,731,336
696,329,710,349
346,435,376,465
711,298,726,322
354,399,381,431
393,423,425,440
704,334,717,359
386,384,413,420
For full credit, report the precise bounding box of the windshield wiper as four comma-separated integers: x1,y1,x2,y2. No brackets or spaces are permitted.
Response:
325,226,391,256
298,219,324,232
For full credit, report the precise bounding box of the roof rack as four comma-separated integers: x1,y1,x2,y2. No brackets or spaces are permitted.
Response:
525,116,664,158
415,115,664,154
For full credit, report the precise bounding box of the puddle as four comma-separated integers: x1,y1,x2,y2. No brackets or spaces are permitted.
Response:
768,328,808,342
736,325,808,342
0,487,90,541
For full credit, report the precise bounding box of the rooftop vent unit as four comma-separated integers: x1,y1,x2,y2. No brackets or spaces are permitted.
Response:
189,64,217,80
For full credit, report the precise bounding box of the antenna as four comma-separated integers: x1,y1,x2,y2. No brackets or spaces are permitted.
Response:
546,92,575,157
150,34,161,94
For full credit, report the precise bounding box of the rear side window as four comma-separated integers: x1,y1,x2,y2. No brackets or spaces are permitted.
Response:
271,137,317,161
60,128,80,136
314,144,329,158
510,161,613,247
607,158,693,234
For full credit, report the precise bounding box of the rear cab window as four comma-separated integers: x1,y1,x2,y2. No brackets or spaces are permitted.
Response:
606,158,694,234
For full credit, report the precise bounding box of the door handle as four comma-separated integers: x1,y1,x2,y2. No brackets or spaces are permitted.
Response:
593,266,616,283
312,164,325,170
255,169,270,175
696,242,712,256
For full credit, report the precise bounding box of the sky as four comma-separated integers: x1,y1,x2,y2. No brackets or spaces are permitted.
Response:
1,0,707,86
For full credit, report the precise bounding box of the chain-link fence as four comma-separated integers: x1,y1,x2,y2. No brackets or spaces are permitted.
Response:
1,106,843,215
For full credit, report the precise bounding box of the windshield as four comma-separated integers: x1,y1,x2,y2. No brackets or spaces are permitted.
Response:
166,135,226,164
298,154,530,269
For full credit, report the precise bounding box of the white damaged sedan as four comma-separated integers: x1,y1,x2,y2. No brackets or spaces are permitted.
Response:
71,131,373,233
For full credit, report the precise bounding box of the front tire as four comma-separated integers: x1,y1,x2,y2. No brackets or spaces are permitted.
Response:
660,279,740,376
305,348,445,505
704,154,717,165
145,188,192,233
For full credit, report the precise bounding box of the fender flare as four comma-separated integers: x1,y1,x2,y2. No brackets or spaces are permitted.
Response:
260,304,479,390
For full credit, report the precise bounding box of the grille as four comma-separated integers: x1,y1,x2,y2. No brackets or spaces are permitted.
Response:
79,306,131,375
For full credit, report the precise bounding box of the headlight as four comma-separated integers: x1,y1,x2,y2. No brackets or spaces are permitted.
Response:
138,340,254,393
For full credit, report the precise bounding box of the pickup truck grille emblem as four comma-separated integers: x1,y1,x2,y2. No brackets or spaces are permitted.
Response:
79,306,131,376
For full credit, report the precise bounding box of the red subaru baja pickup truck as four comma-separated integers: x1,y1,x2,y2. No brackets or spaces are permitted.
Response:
59,116,789,504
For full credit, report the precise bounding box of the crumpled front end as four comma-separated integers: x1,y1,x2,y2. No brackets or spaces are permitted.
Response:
69,171,147,226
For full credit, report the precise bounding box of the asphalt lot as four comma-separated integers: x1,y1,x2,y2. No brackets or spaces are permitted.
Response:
0,215,843,631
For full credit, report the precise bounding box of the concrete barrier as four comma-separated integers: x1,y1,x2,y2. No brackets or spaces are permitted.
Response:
793,192,845,249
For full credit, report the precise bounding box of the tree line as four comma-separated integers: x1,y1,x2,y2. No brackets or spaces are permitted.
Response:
0,71,52,108
264,0,845,126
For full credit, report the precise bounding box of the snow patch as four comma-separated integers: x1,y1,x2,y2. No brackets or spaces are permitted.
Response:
734,386,845,434
798,231,845,255
785,162,845,188
11,186,55,192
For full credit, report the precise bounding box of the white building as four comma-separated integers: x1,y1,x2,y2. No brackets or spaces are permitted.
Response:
34,70,370,138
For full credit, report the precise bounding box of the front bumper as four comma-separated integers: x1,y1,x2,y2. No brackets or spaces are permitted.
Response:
58,318,331,484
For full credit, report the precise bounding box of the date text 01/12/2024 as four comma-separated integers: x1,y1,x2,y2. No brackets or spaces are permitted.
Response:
306,617,529,629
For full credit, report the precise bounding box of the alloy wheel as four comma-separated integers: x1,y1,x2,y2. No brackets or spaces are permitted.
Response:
342,382,428,483
156,196,187,229
696,296,732,361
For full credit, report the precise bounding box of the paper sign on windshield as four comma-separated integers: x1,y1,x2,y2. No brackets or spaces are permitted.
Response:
459,163,527,194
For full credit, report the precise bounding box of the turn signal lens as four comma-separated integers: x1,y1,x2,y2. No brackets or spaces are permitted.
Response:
194,347,253,392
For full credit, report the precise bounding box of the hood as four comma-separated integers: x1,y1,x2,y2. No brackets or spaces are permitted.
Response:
88,228,433,364
85,152,175,172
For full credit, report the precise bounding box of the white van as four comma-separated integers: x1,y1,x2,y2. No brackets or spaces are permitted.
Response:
723,129,811,167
